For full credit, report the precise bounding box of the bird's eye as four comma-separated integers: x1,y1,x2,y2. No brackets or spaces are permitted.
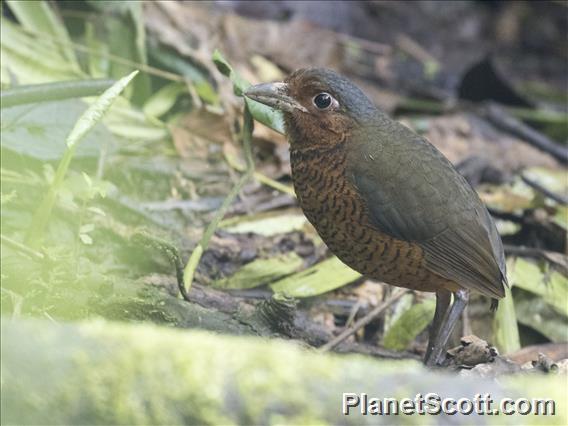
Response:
313,92,334,110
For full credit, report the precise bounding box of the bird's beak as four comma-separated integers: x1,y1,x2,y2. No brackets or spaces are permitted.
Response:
244,82,308,113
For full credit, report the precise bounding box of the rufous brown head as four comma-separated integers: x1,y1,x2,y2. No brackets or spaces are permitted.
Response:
245,68,379,150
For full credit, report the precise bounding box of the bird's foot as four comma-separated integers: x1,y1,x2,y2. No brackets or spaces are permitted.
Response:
424,288,470,368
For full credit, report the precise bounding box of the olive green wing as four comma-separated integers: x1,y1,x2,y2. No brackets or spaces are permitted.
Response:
350,126,506,298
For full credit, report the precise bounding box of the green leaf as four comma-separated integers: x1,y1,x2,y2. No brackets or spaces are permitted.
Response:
150,48,218,105
79,233,93,245
523,167,568,197
67,71,139,148
521,167,568,231
61,173,113,203
103,97,169,142
221,212,307,237
211,253,304,290
143,82,187,118
270,256,361,298
1,18,81,85
6,0,80,72
79,224,95,234
212,50,249,94
84,21,110,78
1,99,113,160
383,292,414,331
554,205,568,230
212,50,285,134
100,3,150,103
514,290,568,343
125,3,151,104
480,178,536,213
104,122,168,142
508,257,568,317
493,284,521,355
245,98,286,135
383,298,436,351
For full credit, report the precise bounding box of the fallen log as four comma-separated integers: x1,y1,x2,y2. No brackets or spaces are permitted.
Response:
2,319,565,425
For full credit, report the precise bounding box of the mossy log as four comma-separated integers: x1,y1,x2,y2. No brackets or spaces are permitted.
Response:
1,319,566,425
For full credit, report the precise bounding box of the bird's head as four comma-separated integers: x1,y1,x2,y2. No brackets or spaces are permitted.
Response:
245,68,378,150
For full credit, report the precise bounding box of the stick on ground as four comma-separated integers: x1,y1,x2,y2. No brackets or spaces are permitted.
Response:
318,288,409,352
484,103,568,165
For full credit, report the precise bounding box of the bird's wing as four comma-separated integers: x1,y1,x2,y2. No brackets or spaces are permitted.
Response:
350,125,506,298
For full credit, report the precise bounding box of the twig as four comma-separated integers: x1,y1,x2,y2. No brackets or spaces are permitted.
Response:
397,98,566,128
141,198,224,212
487,207,524,224
345,300,363,328
254,172,295,197
395,34,440,72
224,146,295,197
0,288,24,318
182,106,255,296
504,245,568,275
396,97,448,114
335,32,392,55
0,235,45,261
508,106,568,126
521,174,568,205
318,288,409,352
484,103,568,165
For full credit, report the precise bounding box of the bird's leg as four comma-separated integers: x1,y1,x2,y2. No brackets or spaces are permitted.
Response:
424,289,451,366
424,288,470,367
462,305,472,337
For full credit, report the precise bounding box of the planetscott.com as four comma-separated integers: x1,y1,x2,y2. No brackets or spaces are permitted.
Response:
342,393,556,416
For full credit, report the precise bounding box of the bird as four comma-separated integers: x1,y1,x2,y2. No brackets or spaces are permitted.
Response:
244,68,507,366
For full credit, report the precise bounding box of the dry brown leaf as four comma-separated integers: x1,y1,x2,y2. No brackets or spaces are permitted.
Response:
172,108,233,159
